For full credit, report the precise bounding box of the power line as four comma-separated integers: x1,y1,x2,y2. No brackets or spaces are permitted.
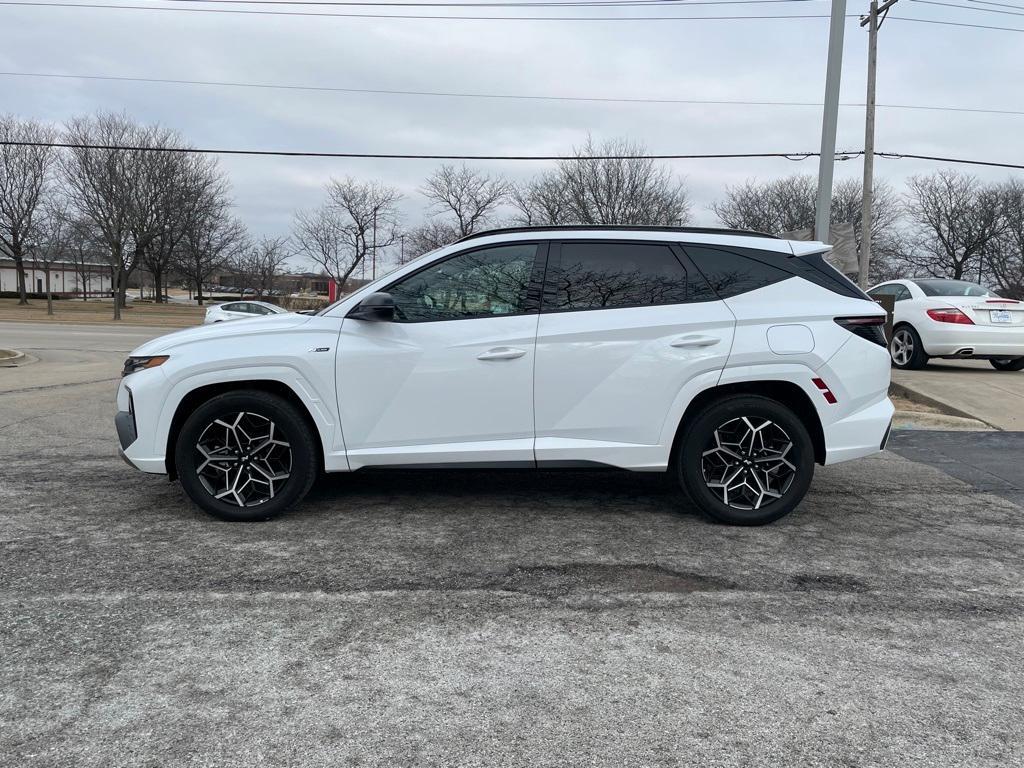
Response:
0,141,856,160
155,0,818,5
5,70,1024,117
969,0,1024,9
3,141,1023,169
910,0,1024,15
888,13,1024,30
0,1,854,19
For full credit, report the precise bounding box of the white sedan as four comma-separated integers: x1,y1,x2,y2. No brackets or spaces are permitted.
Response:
203,300,288,324
868,278,1024,371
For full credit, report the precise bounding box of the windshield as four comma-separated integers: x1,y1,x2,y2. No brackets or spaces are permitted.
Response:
912,279,995,298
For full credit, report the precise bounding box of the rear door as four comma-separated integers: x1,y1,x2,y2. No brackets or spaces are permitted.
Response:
533,240,735,469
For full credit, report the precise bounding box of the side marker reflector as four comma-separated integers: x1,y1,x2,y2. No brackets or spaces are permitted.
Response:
812,377,838,405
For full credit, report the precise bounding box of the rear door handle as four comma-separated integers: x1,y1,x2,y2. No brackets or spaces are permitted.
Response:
477,346,527,361
670,335,720,349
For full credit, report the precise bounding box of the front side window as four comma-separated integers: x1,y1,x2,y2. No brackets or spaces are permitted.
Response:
387,243,537,322
867,285,896,298
543,242,690,311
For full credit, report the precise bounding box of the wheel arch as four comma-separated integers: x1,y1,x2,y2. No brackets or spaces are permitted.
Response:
165,380,325,480
670,380,826,466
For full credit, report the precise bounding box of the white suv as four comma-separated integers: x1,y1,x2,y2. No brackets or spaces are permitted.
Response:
116,226,893,525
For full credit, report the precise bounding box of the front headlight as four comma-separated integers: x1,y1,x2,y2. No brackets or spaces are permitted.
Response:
122,355,169,377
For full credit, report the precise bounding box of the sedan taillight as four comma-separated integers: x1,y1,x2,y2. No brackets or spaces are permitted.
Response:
926,308,974,325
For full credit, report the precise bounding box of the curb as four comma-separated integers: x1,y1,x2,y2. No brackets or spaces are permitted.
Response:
889,381,1000,431
0,349,26,367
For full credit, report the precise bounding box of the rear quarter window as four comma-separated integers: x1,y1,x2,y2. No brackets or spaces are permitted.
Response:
681,245,791,299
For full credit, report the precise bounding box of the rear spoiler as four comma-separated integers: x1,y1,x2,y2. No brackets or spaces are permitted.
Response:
786,240,872,301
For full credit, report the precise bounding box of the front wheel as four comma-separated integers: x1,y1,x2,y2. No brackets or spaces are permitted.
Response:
990,358,1024,371
174,390,318,521
676,395,815,525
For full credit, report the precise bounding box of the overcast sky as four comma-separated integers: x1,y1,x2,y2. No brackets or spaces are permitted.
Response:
2,0,1022,267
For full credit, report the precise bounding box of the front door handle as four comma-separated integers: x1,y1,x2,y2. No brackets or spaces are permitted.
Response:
477,347,527,361
670,335,721,349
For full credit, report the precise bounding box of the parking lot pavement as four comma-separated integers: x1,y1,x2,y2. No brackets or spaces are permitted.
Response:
2,377,1024,767
891,360,1024,431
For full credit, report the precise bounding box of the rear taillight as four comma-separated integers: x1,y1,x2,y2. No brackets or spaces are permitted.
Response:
926,308,974,325
834,315,887,347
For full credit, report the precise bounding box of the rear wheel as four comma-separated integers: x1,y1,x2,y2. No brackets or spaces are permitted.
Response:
990,358,1024,371
174,390,318,521
676,395,815,525
890,325,929,370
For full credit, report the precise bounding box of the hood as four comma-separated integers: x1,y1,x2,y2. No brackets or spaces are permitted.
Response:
131,313,314,356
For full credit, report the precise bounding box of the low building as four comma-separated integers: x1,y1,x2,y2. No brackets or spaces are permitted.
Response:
0,256,113,297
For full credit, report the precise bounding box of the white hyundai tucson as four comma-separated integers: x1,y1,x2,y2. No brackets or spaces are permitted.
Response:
115,226,894,526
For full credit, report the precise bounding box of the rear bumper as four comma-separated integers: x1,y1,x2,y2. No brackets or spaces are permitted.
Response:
922,324,1024,357
823,396,895,464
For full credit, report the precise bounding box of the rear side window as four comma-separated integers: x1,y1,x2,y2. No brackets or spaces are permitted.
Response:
542,242,691,311
683,246,790,299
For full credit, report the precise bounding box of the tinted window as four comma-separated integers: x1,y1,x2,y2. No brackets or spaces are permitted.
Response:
222,303,241,312
868,285,897,298
388,243,536,322
913,279,993,297
542,242,690,311
895,286,912,301
683,246,790,299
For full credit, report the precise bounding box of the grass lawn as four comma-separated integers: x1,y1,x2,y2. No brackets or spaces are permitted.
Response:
0,298,205,328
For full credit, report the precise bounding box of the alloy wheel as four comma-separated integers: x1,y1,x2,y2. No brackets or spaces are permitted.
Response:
194,411,292,507
891,328,914,366
701,416,797,510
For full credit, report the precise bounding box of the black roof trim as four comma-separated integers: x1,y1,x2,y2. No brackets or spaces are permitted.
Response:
455,225,780,243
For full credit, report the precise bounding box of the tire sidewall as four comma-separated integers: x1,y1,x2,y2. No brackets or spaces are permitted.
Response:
890,324,927,370
677,395,815,525
175,391,317,522
991,358,1024,372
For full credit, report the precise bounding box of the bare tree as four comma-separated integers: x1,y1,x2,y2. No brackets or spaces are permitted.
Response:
402,220,461,261
175,202,247,306
231,236,290,298
900,169,1005,281
293,177,401,289
0,116,56,304
59,113,184,319
511,137,690,226
711,174,903,280
35,194,74,315
421,164,508,237
987,179,1024,298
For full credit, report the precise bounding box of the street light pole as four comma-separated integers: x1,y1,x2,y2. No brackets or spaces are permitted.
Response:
859,0,899,288
815,0,848,243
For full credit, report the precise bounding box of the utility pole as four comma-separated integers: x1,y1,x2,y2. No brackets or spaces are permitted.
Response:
858,0,899,288
815,0,848,243
371,210,378,280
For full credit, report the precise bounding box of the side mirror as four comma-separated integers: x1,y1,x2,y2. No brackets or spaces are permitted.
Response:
347,292,396,322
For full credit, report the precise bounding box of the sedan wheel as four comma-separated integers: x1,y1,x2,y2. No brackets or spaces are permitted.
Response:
990,358,1024,372
890,326,928,370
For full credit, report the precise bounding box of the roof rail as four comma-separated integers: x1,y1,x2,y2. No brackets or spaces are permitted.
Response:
455,224,780,243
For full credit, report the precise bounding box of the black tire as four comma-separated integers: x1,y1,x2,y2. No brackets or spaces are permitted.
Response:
990,358,1024,371
889,324,929,370
676,395,815,526
174,389,318,522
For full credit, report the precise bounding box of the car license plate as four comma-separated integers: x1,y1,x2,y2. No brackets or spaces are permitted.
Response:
991,310,1013,324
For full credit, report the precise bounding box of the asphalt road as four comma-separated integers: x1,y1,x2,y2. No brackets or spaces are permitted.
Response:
2,326,1024,767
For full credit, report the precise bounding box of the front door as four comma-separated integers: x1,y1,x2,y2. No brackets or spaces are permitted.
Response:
336,242,544,469
533,240,736,469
